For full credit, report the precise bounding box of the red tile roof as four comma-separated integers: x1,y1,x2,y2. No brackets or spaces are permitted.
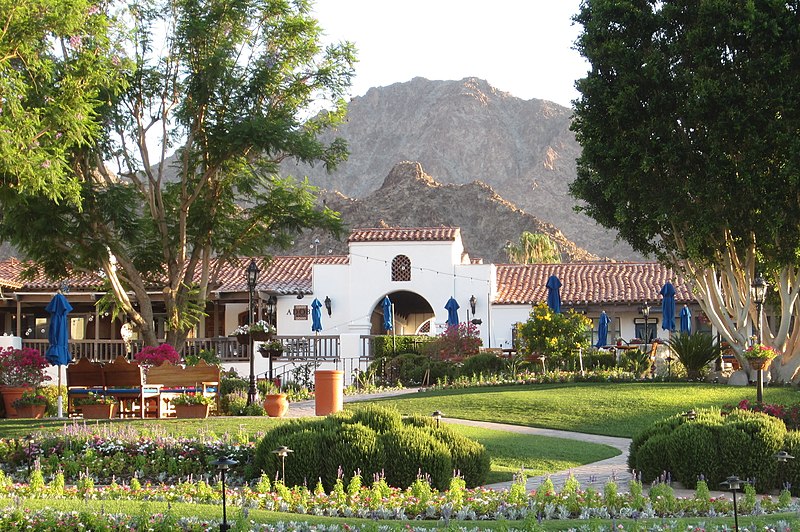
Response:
213,255,349,294
494,262,692,305
348,227,460,243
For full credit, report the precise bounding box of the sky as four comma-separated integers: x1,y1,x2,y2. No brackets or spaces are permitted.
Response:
311,1,589,108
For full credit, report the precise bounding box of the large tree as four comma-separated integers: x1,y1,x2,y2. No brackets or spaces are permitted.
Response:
570,0,800,380
0,0,123,204
0,0,355,348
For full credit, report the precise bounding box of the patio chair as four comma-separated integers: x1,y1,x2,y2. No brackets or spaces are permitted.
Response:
102,356,160,418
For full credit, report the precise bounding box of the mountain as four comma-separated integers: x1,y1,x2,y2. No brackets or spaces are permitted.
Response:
297,161,598,263
282,76,642,260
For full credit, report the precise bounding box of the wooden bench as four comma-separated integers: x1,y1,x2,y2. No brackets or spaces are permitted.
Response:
66,357,107,416
147,360,221,417
103,356,161,418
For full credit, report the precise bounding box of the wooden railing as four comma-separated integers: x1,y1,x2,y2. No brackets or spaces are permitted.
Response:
22,336,341,363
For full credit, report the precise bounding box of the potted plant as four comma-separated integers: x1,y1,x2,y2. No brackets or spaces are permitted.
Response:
258,380,288,417
259,339,284,358
74,393,117,419
744,343,779,370
230,321,276,344
11,391,48,419
171,393,214,418
0,347,51,418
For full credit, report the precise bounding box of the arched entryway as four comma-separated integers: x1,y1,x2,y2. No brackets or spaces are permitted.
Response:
370,291,435,335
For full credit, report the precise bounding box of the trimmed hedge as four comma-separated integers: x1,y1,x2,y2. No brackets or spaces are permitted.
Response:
629,408,787,492
252,405,489,490
373,335,433,358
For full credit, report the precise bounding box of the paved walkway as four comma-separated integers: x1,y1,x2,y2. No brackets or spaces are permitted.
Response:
284,388,729,497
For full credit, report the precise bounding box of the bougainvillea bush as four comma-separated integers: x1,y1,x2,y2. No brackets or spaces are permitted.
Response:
133,343,181,368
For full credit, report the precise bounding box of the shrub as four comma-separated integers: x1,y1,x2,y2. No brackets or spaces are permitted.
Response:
252,406,488,490
459,353,503,377
429,323,482,359
373,335,433,358
379,425,452,490
516,304,592,365
630,408,787,491
133,344,181,368
667,332,721,379
383,353,430,385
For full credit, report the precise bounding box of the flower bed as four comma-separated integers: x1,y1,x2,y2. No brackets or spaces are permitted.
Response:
0,468,798,524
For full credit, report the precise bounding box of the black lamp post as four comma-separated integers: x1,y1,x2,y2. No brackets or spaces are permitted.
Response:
774,450,795,493
272,445,293,482
751,274,768,403
432,410,443,428
721,475,743,531
212,456,238,532
246,258,260,406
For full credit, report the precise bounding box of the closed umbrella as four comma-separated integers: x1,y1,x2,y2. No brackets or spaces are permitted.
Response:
680,305,692,335
45,293,72,418
382,295,393,331
660,282,676,331
596,311,611,348
445,297,460,327
311,298,323,332
546,275,562,313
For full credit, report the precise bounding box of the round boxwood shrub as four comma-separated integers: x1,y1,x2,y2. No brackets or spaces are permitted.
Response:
380,425,452,490
252,405,488,490
630,408,788,491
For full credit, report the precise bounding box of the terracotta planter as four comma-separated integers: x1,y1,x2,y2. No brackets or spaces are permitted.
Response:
175,404,210,419
15,404,46,419
80,403,117,419
747,357,773,371
263,393,288,417
0,386,33,419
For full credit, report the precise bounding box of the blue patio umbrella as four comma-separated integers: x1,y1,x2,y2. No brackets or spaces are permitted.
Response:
311,298,323,332
45,293,72,418
680,305,692,335
382,295,393,331
596,311,611,348
546,275,562,313
445,297,460,327
660,282,676,331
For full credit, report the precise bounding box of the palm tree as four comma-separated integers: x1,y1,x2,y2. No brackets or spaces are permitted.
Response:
505,232,561,264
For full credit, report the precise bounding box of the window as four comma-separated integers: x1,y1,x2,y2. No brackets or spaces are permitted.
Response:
391,255,411,281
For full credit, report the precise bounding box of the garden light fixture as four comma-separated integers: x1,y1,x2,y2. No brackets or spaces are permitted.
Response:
721,475,743,531
432,410,443,428
211,455,238,532
774,450,794,493
751,274,769,403
272,445,293,482
246,259,260,406
682,409,696,421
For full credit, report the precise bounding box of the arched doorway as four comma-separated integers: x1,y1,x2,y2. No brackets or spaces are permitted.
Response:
370,291,435,336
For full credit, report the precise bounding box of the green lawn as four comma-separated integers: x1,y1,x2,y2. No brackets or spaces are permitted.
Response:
352,382,800,438
446,424,619,484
